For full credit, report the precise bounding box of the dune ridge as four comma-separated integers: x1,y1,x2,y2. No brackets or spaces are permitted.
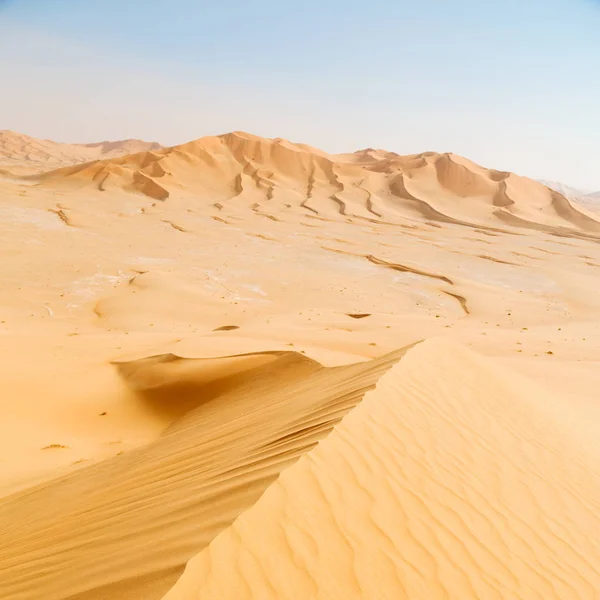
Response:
162,338,600,600
32,130,600,236
0,346,413,600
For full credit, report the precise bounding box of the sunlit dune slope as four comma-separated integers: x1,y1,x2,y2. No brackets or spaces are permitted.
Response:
0,345,413,600
163,338,600,600
35,130,600,236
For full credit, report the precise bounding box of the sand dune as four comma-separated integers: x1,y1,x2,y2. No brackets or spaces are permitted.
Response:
2,130,600,600
33,131,600,236
0,347,412,600
163,339,600,600
0,129,160,175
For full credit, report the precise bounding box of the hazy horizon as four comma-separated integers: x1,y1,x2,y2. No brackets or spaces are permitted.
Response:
1,0,599,189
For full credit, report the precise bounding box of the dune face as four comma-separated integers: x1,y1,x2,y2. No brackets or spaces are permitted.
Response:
0,129,160,175
2,130,600,600
0,349,412,600
163,339,600,600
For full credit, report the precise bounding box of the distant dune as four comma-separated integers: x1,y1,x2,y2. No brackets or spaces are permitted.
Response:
540,179,600,215
34,130,600,237
78,139,162,155
539,179,591,199
0,129,161,175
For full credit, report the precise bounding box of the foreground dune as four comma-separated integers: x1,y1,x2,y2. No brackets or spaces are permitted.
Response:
163,338,600,600
1,130,600,600
0,347,413,600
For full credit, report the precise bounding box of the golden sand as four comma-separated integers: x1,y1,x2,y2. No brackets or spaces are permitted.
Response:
1,131,599,599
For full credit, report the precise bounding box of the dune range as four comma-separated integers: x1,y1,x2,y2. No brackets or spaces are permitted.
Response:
1,131,600,599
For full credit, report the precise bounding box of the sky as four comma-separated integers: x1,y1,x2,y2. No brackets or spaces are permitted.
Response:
1,0,599,189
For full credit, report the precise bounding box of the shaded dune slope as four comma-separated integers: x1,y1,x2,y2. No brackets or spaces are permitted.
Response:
35,131,600,236
0,345,414,600
163,339,600,600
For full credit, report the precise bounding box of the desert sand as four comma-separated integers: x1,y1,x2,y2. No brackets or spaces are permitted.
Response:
1,131,600,599
0,130,160,176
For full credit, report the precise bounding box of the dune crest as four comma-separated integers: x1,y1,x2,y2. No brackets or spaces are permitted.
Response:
162,339,600,600
0,346,413,600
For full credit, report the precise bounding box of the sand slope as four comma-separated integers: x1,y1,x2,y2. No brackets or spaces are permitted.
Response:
163,338,600,600
0,347,412,600
0,129,160,175
34,131,600,236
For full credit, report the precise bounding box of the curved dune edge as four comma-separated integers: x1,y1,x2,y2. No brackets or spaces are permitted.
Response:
0,345,415,600
162,338,600,600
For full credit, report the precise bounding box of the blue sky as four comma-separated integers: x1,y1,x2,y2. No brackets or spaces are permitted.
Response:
1,0,599,189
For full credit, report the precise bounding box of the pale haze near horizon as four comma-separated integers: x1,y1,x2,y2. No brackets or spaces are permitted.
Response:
1,0,599,190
